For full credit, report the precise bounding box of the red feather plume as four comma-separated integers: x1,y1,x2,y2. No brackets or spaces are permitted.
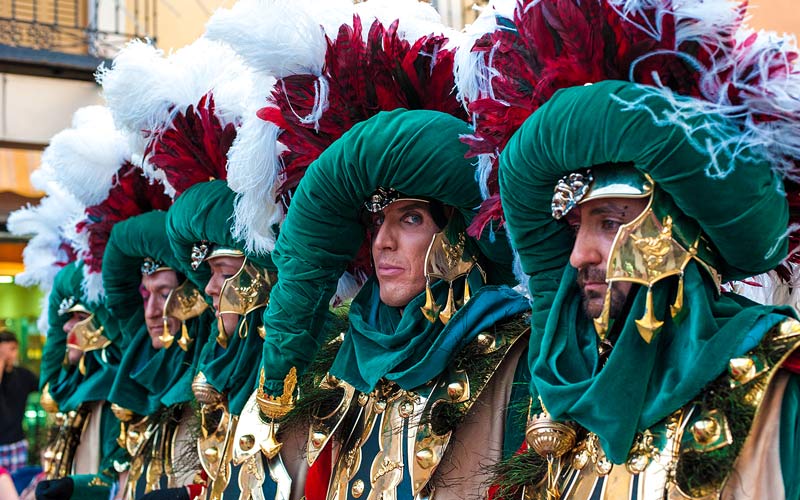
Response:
462,0,750,237
146,93,236,195
76,163,172,274
257,15,468,281
258,15,467,198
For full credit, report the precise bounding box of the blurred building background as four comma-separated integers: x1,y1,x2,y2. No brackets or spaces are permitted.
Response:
0,0,798,368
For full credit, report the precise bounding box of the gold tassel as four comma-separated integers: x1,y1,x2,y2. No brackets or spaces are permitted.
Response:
238,318,249,339
463,278,471,306
670,272,684,319
593,286,613,341
177,321,193,351
439,283,457,325
79,354,86,375
159,318,175,349
216,317,228,349
420,279,440,323
635,286,664,343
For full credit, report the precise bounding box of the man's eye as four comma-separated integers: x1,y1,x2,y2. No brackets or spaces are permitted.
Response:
402,213,423,225
371,213,385,228
569,223,580,234
601,220,622,231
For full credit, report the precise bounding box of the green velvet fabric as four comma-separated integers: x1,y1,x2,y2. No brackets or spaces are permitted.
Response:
196,315,265,415
166,180,274,288
40,262,83,391
780,373,800,500
45,261,123,412
498,80,795,463
331,277,528,392
103,211,211,416
262,109,517,395
165,180,273,416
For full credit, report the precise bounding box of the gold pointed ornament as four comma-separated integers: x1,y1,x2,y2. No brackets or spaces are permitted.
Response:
67,314,110,375
419,231,485,325
162,280,209,351
526,399,577,500
595,192,703,344
216,258,276,345
255,367,297,459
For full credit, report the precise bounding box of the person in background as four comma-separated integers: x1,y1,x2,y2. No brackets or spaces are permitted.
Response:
0,331,38,474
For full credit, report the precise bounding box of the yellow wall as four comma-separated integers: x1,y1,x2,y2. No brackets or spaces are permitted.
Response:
748,0,800,34
153,0,237,52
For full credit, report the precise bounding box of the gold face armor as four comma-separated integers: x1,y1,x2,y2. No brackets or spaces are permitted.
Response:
552,166,719,344
215,257,276,347
160,280,209,351
420,231,486,325
67,313,110,375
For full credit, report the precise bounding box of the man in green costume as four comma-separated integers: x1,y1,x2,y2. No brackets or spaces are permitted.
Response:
35,261,129,500
497,80,800,499
257,109,531,500
166,179,309,500
102,210,211,499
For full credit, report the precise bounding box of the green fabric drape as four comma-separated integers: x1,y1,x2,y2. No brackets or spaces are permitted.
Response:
331,276,529,392
103,211,212,415
45,261,122,412
780,373,800,500
262,109,517,395
165,180,274,416
529,262,790,463
166,180,273,289
40,262,83,391
498,80,795,463
197,314,265,415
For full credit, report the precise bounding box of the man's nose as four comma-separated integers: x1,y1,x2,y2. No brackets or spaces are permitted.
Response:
372,223,396,251
569,226,604,270
144,295,160,319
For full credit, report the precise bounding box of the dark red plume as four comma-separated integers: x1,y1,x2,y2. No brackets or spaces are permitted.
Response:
76,163,172,274
146,93,236,195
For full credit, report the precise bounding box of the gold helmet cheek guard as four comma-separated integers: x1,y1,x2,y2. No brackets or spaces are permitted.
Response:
68,314,110,375
216,257,276,348
594,184,720,344
161,279,209,351
420,231,486,325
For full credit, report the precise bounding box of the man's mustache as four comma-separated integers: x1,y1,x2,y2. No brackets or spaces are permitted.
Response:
577,267,606,287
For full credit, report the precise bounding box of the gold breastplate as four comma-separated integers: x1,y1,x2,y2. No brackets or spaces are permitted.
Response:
522,317,800,500
314,325,528,500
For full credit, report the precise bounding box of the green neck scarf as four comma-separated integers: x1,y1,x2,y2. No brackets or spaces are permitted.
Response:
532,262,793,464
199,310,265,415
108,313,210,416
331,276,529,393
50,347,121,412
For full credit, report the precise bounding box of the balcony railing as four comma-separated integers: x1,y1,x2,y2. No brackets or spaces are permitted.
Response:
0,0,157,79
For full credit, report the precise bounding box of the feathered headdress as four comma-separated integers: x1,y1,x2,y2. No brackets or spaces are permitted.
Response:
207,0,466,285
98,38,261,198
457,0,800,250
7,165,84,334
46,105,172,301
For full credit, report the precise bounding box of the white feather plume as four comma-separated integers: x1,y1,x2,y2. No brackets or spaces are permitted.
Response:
99,38,248,166
226,92,285,255
205,0,352,78
82,266,105,304
43,106,129,207
8,180,84,291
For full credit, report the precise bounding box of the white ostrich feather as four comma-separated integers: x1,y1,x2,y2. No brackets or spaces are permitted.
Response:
226,109,285,254
99,38,246,160
8,189,83,290
205,0,351,78
82,267,105,303
43,106,129,207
